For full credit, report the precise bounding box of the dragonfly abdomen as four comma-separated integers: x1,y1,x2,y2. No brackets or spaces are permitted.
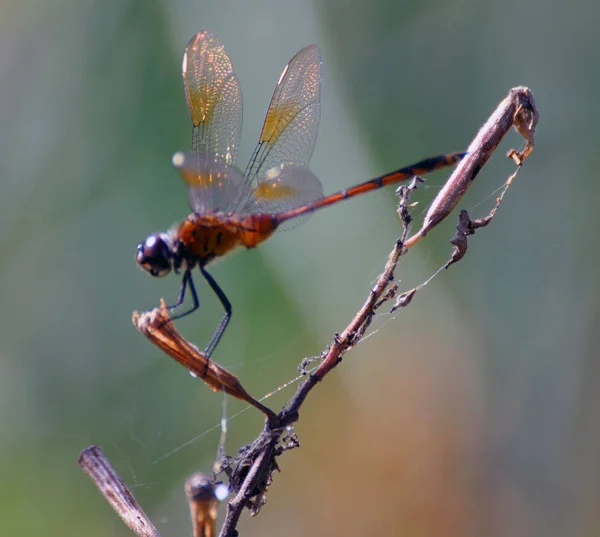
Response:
273,152,466,226
237,214,279,248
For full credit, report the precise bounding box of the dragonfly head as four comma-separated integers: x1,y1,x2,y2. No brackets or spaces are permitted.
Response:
136,233,175,278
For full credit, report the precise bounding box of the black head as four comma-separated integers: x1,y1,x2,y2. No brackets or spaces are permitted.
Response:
136,233,174,277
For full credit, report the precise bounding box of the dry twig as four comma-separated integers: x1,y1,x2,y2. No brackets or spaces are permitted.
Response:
133,301,278,423
218,86,538,537
78,446,226,537
78,446,161,537
80,86,538,537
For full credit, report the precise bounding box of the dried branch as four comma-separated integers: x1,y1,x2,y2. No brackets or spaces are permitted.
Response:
78,446,161,537
80,86,538,537
217,86,538,536
133,301,278,423
79,447,226,537
404,86,537,249
186,473,225,537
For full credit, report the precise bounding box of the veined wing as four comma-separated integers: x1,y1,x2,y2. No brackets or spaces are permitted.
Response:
176,31,244,214
183,31,242,164
238,44,322,216
241,163,324,229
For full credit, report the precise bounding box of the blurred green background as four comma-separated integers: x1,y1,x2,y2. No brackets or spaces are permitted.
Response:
1,0,598,535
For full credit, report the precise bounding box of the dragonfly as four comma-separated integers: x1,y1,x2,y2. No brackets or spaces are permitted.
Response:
136,30,464,358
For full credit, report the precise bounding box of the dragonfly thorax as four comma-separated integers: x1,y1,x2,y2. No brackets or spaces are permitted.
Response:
174,212,280,268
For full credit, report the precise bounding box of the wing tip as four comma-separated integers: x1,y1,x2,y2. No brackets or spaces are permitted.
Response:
172,151,185,168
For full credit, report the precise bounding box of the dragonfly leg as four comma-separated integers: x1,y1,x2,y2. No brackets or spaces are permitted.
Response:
200,267,232,358
167,269,200,319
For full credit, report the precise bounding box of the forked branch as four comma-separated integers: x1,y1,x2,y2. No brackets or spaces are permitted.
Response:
80,86,538,537
219,86,538,537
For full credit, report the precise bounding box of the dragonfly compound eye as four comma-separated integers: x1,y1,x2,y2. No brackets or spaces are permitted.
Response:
136,234,173,277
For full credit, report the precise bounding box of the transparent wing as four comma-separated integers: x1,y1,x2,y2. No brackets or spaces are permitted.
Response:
238,45,322,205
240,163,324,229
178,31,243,213
173,152,246,215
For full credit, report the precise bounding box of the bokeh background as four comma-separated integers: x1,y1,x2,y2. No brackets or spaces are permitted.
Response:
1,0,598,536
